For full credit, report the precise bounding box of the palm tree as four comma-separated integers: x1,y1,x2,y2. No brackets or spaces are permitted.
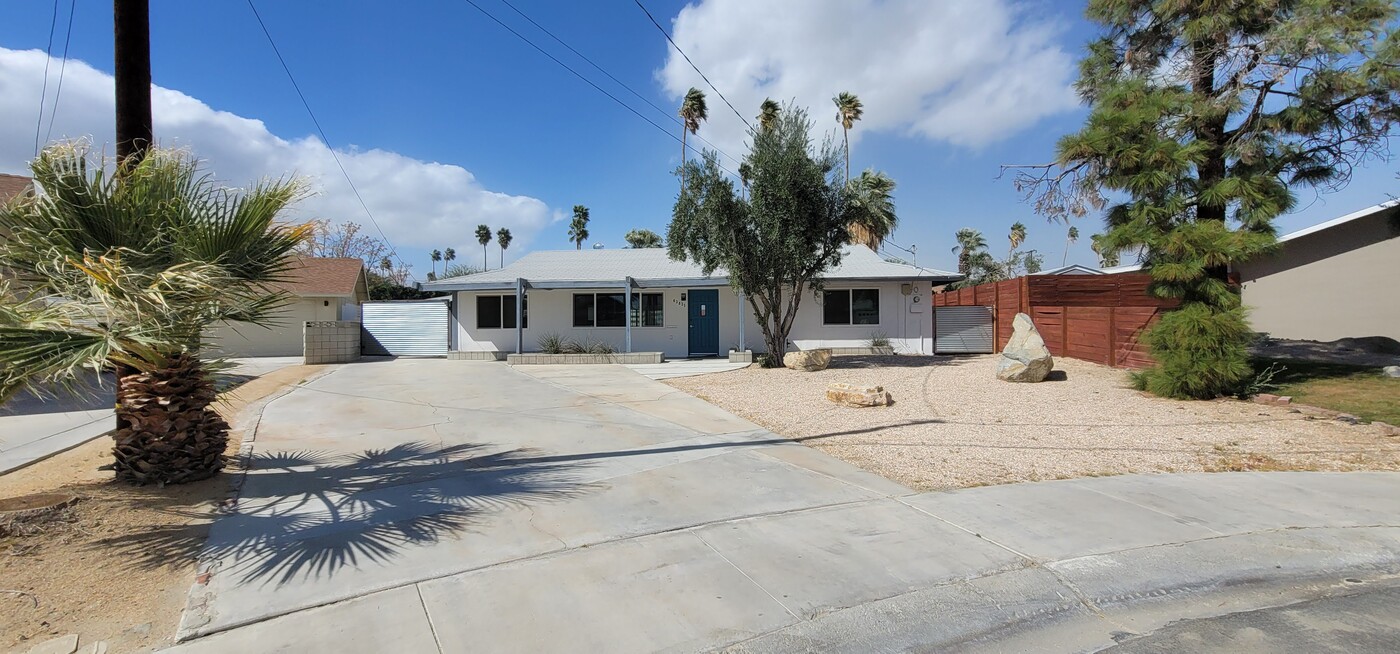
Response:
379,256,392,272
1008,222,1027,262
444,247,456,271
496,227,512,267
757,98,780,132
430,249,442,276
1063,226,1079,266
846,169,897,250
678,88,708,192
952,228,990,277
568,205,590,250
475,224,491,269
0,143,308,485
1091,233,1120,267
833,92,864,182
624,229,664,248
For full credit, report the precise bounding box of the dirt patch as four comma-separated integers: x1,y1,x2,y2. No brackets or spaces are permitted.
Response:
666,355,1400,491
0,364,322,653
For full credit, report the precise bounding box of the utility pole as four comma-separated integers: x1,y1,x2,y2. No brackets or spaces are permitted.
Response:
114,0,152,168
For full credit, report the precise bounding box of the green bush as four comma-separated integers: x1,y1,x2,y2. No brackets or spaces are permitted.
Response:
537,333,567,354
1131,303,1254,399
867,331,891,349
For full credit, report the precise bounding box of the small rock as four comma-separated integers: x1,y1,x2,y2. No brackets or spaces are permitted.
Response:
26,634,78,654
1253,394,1292,406
996,313,1054,383
124,623,151,636
783,348,831,372
1383,365,1400,378
826,383,892,407
85,643,108,654
1336,414,1361,425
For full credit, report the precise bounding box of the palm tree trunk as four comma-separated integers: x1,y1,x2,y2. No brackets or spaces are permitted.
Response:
500,247,504,268
483,245,488,269
1063,238,1070,266
680,130,688,194
843,126,850,183
112,353,228,485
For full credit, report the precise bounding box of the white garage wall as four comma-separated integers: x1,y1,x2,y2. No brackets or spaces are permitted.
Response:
454,280,932,357
207,296,347,357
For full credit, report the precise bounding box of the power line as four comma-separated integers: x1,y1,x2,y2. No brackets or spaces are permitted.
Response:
631,0,754,133
43,0,77,145
460,0,740,179
495,0,742,168
33,0,59,156
244,0,415,284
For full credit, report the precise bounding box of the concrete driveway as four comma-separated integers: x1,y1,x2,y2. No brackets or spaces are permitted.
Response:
0,357,302,475
165,359,1400,653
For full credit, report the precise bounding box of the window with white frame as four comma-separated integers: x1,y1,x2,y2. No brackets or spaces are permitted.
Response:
476,294,526,329
822,289,879,325
573,292,663,327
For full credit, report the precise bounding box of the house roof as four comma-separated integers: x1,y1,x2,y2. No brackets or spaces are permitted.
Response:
0,173,34,203
419,245,961,291
276,257,366,297
1034,264,1105,275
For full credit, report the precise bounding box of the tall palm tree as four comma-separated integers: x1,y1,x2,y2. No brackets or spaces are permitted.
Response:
0,143,309,485
1063,226,1079,266
678,88,708,193
1091,233,1120,267
444,247,456,271
846,169,897,250
757,98,780,132
1008,222,1027,261
496,227,512,267
568,205,590,250
430,249,442,276
952,228,990,277
833,92,864,182
475,224,491,269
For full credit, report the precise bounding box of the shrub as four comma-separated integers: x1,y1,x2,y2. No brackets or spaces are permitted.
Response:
585,340,616,355
867,331,891,349
1130,303,1254,399
537,333,566,354
560,339,587,354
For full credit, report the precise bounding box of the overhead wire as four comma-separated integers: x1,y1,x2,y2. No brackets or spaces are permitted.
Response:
630,0,755,133
245,0,416,284
33,0,60,156
495,0,743,168
43,0,78,145
460,0,741,180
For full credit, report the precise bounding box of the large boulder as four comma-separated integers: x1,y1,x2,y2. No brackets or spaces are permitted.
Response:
997,313,1054,382
826,383,891,407
783,348,831,371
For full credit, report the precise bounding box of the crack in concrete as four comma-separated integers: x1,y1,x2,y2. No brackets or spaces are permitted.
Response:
415,583,445,654
692,530,802,622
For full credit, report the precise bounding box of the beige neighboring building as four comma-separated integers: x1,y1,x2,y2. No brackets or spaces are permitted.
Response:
1236,200,1400,342
208,257,369,357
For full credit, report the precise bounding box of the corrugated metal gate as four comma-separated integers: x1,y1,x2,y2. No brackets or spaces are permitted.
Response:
361,300,450,356
934,306,994,354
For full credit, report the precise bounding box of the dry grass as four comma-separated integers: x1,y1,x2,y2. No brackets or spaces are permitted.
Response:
0,365,321,653
666,355,1400,491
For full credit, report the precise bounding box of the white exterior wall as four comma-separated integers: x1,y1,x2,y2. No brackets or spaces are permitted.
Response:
207,296,347,357
454,279,933,357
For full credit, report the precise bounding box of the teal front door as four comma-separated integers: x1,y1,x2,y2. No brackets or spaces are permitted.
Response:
687,289,719,357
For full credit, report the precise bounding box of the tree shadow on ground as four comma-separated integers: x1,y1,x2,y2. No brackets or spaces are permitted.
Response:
94,441,590,586
827,354,983,370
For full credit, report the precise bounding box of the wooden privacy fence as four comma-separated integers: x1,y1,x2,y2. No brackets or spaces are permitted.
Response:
933,274,1178,369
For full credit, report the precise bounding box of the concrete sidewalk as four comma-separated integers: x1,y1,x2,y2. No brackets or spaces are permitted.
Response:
164,360,1400,653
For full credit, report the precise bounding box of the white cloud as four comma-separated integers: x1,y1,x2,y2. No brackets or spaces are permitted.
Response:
658,0,1078,157
0,47,555,273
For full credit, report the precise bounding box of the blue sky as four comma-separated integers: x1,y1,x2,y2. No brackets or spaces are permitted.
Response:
1,0,1396,279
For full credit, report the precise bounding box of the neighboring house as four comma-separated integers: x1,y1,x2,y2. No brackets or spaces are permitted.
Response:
1034,264,1105,275
207,257,369,357
0,173,34,203
1236,200,1400,342
419,246,960,358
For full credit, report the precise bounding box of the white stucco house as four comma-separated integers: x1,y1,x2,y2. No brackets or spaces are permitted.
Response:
418,246,960,359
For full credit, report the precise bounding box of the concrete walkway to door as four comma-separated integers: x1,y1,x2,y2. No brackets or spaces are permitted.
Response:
164,360,1400,653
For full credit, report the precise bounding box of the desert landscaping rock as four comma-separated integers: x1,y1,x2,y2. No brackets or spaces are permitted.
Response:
783,348,831,372
1384,365,1400,378
826,383,892,407
997,313,1054,382
25,634,79,654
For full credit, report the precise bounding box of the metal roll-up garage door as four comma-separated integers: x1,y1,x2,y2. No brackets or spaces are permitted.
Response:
935,306,994,354
361,300,450,356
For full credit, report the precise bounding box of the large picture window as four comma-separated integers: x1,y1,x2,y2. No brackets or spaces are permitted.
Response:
573,292,664,327
822,289,879,325
477,294,525,329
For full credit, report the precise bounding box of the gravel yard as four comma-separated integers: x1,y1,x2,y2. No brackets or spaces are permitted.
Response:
665,355,1400,491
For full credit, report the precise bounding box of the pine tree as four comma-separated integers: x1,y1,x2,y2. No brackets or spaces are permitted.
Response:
1014,0,1400,399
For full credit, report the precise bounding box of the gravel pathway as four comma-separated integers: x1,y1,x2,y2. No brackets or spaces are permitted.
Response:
666,355,1400,491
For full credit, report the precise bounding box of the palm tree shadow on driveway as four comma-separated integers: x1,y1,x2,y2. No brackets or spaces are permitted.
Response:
96,441,592,586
